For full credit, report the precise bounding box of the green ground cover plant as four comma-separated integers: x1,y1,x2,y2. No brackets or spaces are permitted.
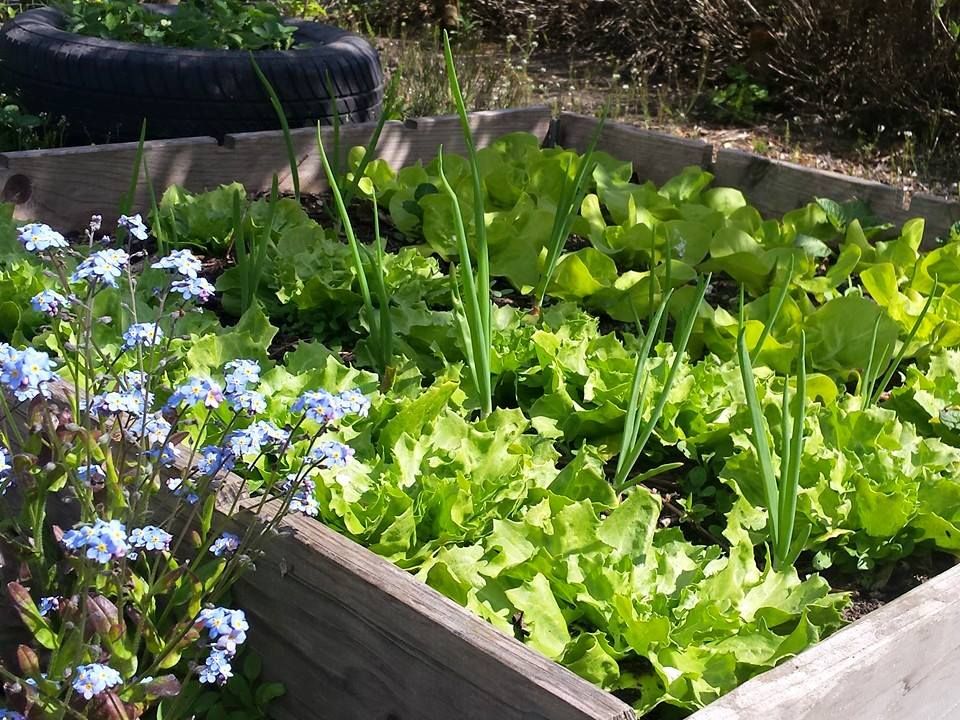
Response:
61,0,298,51
0,93,65,153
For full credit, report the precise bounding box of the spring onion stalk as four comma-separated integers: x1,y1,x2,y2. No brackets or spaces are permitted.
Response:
142,151,164,256
438,147,492,415
250,53,300,202
323,71,343,180
439,31,493,415
370,191,393,376
232,174,278,314
231,189,247,310
534,111,606,309
737,318,808,572
614,275,710,491
316,125,391,374
615,291,672,481
120,119,148,220
750,255,796,363
442,31,491,375
860,314,885,409
660,233,673,343
340,75,400,209
778,331,805,565
863,278,938,408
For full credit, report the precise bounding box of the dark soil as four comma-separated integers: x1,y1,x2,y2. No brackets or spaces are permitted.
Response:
827,551,958,622
274,189,414,253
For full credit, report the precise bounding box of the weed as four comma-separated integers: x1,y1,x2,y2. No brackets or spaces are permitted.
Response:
709,65,769,123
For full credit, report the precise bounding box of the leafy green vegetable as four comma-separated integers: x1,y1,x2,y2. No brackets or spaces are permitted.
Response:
65,0,298,51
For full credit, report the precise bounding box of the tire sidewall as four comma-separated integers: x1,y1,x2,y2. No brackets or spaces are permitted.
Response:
0,6,384,140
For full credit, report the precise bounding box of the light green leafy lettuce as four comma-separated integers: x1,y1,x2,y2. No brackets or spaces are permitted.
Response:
722,394,960,569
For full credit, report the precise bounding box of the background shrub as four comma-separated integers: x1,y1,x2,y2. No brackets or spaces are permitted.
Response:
342,0,960,147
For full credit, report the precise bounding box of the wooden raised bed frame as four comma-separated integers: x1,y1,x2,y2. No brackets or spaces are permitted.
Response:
2,107,959,720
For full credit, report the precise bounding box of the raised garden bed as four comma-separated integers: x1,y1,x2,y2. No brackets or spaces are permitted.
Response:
2,107,960,720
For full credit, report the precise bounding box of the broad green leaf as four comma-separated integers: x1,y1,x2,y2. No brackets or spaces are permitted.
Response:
804,295,899,373
185,301,278,374
505,573,571,659
597,488,660,562
548,248,618,300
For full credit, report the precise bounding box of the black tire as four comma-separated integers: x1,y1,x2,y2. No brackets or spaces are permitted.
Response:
0,6,384,143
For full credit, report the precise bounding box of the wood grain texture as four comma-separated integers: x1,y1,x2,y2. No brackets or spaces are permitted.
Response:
0,106,553,232
689,561,960,720
1,136,224,231
713,148,909,223
222,105,554,194
909,193,960,247
555,113,713,185
3,379,632,720
233,507,634,720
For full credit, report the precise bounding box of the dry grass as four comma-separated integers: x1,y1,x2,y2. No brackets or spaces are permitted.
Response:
379,28,534,117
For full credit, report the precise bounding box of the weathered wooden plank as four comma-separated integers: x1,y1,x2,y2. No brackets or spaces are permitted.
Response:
908,192,960,245
0,136,223,231
689,561,960,720
222,105,555,194
555,113,713,185
0,107,553,232
713,148,908,223
233,512,634,720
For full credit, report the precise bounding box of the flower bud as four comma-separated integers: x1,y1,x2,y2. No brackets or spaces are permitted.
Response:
16,645,39,676
86,594,122,640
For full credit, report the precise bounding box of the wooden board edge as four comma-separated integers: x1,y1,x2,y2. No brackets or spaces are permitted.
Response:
0,135,219,163
221,105,555,196
2,108,555,228
688,561,960,719
713,147,902,193
712,147,906,218
555,112,713,185
223,105,552,149
239,508,635,720
908,192,960,243
556,112,711,154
